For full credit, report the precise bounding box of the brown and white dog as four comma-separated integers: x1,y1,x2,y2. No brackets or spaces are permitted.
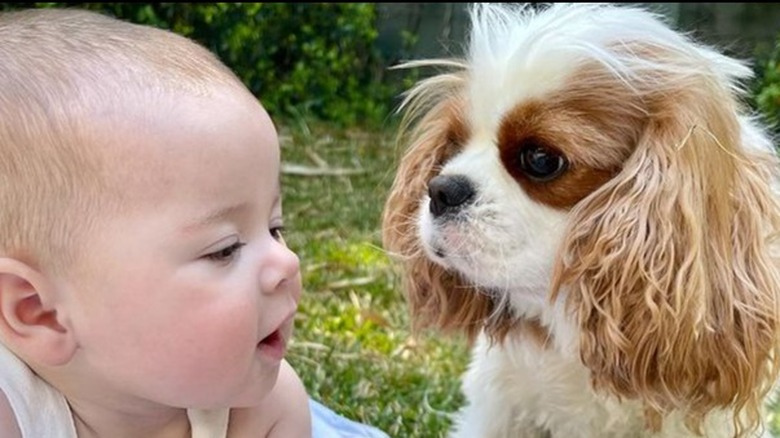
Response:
382,3,780,437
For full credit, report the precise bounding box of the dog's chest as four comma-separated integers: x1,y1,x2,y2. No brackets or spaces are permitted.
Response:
461,334,647,437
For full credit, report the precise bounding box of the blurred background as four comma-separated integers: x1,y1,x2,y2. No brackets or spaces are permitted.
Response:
2,3,778,129
377,3,780,60
3,3,779,437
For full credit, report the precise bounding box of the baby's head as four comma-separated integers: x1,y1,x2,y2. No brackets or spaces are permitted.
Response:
0,7,245,273
0,8,301,409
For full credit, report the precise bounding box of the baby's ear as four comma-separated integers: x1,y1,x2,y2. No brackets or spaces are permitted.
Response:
0,258,76,366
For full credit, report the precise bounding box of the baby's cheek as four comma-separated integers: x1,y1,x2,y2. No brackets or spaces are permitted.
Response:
165,315,258,399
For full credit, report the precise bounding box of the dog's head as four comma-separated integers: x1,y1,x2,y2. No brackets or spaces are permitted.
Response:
382,3,780,434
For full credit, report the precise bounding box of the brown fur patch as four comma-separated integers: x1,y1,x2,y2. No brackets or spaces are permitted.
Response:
498,64,648,210
519,318,552,349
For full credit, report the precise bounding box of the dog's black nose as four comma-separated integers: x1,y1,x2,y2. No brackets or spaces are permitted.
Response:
428,175,475,217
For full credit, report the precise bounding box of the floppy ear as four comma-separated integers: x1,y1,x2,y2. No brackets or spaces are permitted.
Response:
552,71,780,433
382,72,519,341
383,96,488,341
0,257,76,367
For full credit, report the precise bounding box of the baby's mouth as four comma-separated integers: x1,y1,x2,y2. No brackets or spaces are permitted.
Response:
258,330,285,361
261,330,281,346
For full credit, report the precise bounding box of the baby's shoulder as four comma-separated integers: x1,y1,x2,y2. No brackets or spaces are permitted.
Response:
0,389,22,438
227,360,311,438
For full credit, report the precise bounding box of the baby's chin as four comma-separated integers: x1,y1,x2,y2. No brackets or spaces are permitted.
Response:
233,364,283,408
182,362,281,410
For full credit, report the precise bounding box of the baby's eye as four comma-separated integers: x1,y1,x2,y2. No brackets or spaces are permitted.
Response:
270,226,285,241
205,241,246,263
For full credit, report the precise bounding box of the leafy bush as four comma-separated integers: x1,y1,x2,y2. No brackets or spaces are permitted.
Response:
1,3,401,127
755,34,780,132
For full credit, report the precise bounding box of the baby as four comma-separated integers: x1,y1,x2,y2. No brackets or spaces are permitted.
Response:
0,7,311,438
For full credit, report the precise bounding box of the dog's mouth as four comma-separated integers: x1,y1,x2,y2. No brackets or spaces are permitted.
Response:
422,217,474,270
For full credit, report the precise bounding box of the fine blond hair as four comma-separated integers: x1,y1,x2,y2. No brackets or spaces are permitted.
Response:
0,8,245,274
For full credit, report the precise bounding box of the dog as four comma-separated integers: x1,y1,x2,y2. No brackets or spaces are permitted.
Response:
382,3,780,437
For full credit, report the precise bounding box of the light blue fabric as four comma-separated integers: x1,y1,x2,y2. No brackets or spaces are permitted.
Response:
310,398,390,438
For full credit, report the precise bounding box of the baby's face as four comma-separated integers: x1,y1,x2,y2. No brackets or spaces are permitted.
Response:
58,87,301,408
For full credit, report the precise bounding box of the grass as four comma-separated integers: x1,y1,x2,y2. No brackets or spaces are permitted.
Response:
278,119,469,438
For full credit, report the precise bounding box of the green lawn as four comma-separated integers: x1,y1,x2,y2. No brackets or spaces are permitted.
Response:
279,120,469,438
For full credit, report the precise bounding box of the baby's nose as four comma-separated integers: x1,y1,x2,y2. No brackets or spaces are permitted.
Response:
261,241,301,296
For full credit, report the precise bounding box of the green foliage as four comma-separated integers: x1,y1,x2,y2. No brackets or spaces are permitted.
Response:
0,3,401,127
755,34,780,131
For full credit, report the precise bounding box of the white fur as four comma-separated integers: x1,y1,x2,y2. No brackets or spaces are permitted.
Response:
452,334,770,438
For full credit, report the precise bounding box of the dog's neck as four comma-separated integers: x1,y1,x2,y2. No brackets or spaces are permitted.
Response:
479,285,582,356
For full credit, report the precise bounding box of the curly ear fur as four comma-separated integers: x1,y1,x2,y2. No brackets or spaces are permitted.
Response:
381,95,493,341
552,59,780,435
381,66,517,341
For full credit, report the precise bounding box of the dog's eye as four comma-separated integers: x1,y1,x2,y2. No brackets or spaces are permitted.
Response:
518,145,568,182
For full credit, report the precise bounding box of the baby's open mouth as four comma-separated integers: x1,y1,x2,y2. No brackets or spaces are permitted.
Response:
258,330,285,361
260,330,281,348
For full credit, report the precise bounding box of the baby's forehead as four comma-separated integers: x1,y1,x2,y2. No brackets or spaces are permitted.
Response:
89,87,278,204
